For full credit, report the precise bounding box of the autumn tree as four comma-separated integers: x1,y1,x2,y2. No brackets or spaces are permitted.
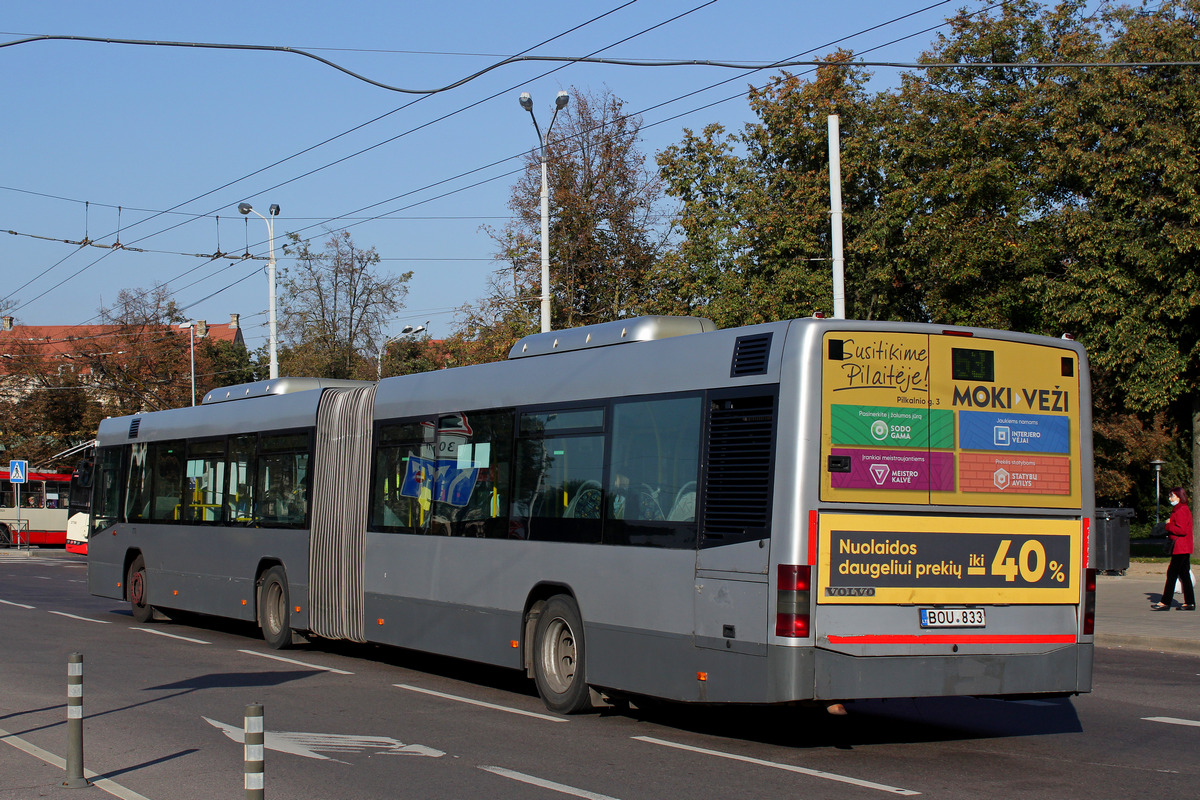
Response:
453,87,667,363
84,285,193,413
279,231,412,379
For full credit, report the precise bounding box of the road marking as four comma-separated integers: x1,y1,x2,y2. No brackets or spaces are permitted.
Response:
394,683,568,723
1144,716,1200,728
0,724,154,800
0,598,35,609
131,627,209,644
238,648,354,675
204,717,444,762
49,611,111,624
480,766,620,800
633,736,921,796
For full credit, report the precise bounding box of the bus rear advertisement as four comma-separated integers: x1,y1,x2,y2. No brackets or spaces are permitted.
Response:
84,316,1094,713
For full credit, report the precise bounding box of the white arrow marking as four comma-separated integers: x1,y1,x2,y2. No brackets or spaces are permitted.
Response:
204,717,444,763
1143,716,1200,728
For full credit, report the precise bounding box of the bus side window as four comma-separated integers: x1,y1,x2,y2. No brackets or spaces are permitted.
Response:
436,410,513,539
605,395,702,548
515,408,605,544
184,439,226,524
255,432,311,528
226,435,256,525
370,420,436,534
92,446,124,534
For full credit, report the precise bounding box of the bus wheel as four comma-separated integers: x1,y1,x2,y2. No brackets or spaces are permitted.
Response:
127,555,154,623
532,595,592,714
259,567,292,650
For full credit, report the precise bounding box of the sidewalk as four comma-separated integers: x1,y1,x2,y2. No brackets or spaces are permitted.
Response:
1095,561,1200,656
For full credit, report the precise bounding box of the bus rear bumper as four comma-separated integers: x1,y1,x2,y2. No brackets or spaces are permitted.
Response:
798,642,1094,700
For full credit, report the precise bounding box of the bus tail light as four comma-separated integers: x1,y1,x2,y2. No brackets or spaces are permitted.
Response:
1083,569,1097,635
776,565,812,638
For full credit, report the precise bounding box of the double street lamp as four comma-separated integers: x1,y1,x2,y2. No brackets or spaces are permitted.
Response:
238,202,281,379
518,90,569,333
376,322,427,380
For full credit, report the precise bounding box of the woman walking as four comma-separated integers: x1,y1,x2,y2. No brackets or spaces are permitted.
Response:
1152,487,1195,611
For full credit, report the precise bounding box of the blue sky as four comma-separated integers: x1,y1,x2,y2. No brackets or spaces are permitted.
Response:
3,0,1009,350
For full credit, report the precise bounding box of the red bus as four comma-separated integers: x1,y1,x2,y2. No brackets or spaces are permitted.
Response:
1,468,72,547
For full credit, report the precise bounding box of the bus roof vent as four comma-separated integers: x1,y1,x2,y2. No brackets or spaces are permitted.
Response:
508,316,716,359
730,333,773,377
128,418,141,439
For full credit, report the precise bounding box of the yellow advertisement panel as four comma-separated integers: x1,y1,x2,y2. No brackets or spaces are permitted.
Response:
821,331,1081,509
817,513,1081,605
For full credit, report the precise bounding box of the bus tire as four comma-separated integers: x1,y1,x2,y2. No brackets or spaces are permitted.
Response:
127,555,154,623
532,595,592,714
259,566,292,650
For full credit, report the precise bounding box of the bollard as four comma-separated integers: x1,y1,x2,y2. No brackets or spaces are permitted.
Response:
63,652,90,789
244,703,264,800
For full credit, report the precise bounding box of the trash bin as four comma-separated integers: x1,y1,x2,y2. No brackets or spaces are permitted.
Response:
1094,508,1134,574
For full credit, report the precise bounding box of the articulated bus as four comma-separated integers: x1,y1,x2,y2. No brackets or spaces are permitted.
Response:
1,468,73,547
87,316,1094,712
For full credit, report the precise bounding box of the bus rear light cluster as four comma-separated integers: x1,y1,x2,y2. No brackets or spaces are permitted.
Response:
1083,569,1097,635
776,564,812,638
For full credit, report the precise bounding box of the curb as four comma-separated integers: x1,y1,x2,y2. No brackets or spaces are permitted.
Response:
1095,633,1200,657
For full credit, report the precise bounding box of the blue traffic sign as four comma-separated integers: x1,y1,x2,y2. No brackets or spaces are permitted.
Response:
8,460,28,484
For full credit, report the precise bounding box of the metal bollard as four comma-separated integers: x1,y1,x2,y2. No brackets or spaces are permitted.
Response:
244,703,264,799
63,652,90,789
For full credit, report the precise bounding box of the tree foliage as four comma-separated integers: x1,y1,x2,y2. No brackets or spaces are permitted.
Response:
655,0,1198,511
279,231,412,379
452,87,667,363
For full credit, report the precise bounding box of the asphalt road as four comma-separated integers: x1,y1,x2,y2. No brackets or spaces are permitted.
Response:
2,552,1198,800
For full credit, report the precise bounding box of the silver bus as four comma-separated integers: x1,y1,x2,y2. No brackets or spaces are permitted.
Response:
88,316,1095,713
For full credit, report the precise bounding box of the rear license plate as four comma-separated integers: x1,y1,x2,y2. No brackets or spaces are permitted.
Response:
919,608,986,628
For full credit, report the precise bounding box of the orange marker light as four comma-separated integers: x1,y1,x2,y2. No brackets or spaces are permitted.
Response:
510,640,519,648
173,590,179,596
697,672,708,682
241,599,248,606
377,618,385,625
294,606,301,613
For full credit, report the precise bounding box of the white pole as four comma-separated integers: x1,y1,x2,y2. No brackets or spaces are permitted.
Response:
539,156,551,333
266,214,278,380
828,114,846,319
189,324,196,406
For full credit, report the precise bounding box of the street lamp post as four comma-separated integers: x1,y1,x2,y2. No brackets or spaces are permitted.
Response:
1151,458,1166,524
179,321,198,406
238,202,281,379
376,322,427,380
519,90,569,333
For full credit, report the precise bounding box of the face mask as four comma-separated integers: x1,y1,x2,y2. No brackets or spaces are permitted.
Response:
1169,497,1179,507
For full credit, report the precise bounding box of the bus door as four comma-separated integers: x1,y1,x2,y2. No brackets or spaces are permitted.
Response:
694,390,776,655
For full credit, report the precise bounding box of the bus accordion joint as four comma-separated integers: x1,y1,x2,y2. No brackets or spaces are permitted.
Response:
776,565,812,638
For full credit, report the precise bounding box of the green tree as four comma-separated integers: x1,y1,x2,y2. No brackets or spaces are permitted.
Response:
656,54,917,326
1038,0,1199,514
279,231,412,379
456,86,666,362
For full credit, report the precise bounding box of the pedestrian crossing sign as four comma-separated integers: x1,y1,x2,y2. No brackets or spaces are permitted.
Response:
8,460,27,484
